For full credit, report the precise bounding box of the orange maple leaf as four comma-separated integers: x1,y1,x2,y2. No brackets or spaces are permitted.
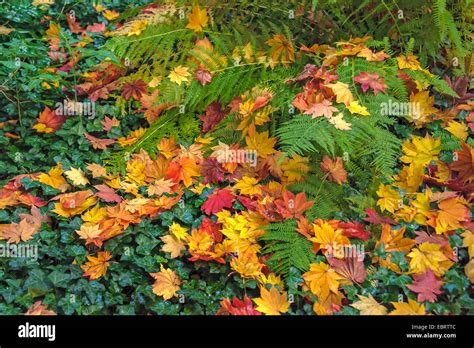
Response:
81,250,112,280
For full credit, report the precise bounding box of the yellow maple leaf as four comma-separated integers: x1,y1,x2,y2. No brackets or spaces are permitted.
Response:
325,82,354,106
400,135,441,167
160,234,186,259
81,205,107,224
408,242,452,276
38,164,71,192
103,9,119,21
446,121,468,141
125,159,146,186
406,91,439,127
281,154,310,182
461,231,474,259
81,251,112,280
389,298,425,315
258,273,284,289
396,55,421,70
310,221,349,254
65,167,90,186
234,176,262,195
230,251,263,278
150,265,181,300
351,294,388,315
168,65,191,85
253,285,289,315
245,131,277,158
169,222,189,241
347,101,369,116
127,20,147,37
303,262,343,302
376,184,402,213
186,6,208,33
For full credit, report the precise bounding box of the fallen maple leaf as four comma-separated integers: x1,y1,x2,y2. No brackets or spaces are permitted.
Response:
150,265,181,300
328,256,366,284
199,102,227,132
186,6,208,32
65,167,90,186
353,72,387,95
147,178,174,196
276,190,314,219
165,156,200,187
160,234,186,258
389,298,425,315
406,268,443,303
363,208,397,225
25,301,56,315
168,65,191,85
351,294,387,315
408,242,452,276
253,286,289,315
101,116,120,131
37,164,71,192
81,250,112,280
201,188,234,215
304,99,338,118
84,132,116,150
267,34,295,65
121,80,147,100
320,156,347,184
450,142,474,182
325,82,354,106
33,107,66,133
217,296,261,315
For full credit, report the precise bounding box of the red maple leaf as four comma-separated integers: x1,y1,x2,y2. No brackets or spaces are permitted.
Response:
199,102,228,132
194,66,213,86
94,185,122,203
406,268,443,303
67,13,84,33
121,80,147,100
217,295,261,315
84,132,116,150
338,221,370,241
353,72,387,95
86,22,106,33
328,255,366,284
304,99,338,118
363,208,398,225
35,107,66,133
201,188,234,215
201,157,226,184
